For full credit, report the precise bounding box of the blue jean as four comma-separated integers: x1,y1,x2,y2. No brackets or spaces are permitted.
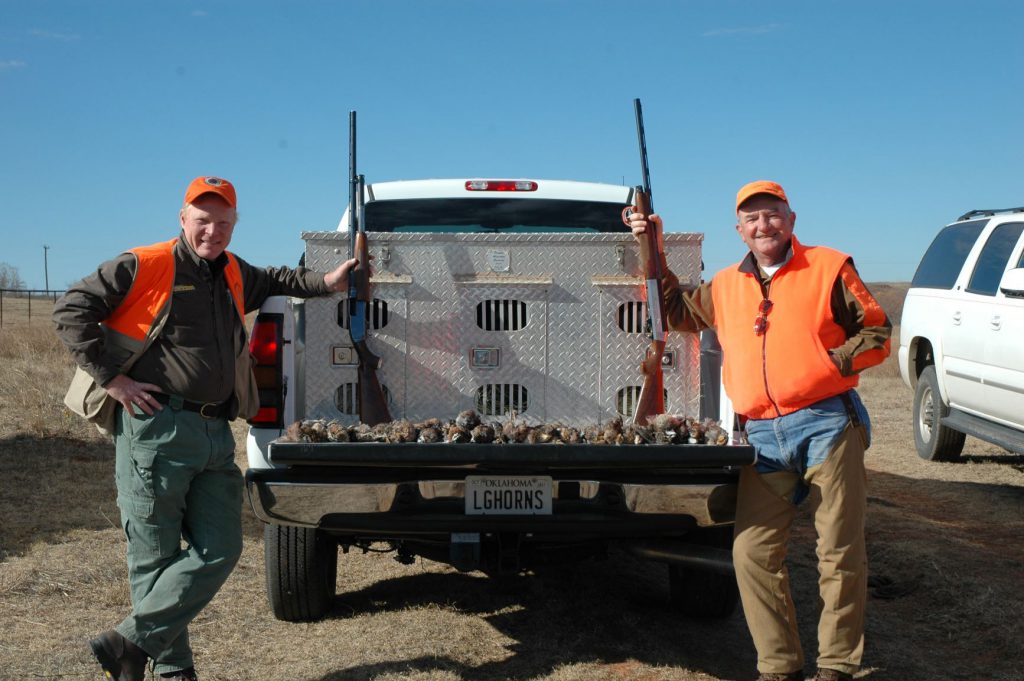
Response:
745,391,870,504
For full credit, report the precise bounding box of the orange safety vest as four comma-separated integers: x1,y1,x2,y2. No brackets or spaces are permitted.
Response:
711,236,884,419
105,237,245,342
64,237,254,436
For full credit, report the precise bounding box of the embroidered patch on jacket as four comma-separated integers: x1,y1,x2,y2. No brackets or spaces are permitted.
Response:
173,284,196,293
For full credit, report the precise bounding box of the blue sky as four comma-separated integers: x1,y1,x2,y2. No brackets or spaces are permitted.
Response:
2,0,1021,289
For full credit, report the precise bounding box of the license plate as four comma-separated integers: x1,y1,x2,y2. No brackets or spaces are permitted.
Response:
465,475,553,515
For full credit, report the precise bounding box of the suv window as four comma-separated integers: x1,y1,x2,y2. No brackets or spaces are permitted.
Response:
966,222,1024,295
365,198,629,233
910,220,986,289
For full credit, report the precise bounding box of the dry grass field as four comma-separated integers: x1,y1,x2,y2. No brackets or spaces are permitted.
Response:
1,286,1022,680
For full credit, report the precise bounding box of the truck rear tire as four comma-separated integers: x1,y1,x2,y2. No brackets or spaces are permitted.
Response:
668,527,739,619
913,366,966,462
264,523,338,622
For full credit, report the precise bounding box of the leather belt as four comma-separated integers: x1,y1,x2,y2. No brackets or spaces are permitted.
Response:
153,393,229,419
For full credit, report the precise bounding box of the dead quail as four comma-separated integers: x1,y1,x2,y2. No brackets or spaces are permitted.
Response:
470,423,495,443
633,424,655,444
446,423,471,443
487,421,508,444
687,419,705,444
305,419,329,442
455,409,480,430
705,424,729,445
651,413,681,431
582,424,603,444
602,416,623,444
557,425,581,444
533,424,557,444
417,426,442,443
508,423,531,443
415,417,442,431
651,413,682,444
352,423,376,443
326,421,350,442
385,419,417,443
285,421,305,442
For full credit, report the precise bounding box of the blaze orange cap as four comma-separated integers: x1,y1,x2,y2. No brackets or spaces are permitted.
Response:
736,180,788,211
183,176,237,208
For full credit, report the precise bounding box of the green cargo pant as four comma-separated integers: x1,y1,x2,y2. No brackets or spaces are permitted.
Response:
113,402,242,675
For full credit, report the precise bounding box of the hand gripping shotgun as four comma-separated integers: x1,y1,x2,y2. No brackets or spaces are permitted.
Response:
630,98,667,425
347,110,391,425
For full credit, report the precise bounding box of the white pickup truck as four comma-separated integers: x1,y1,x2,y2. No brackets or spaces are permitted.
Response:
899,206,1024,461
243,177,753,622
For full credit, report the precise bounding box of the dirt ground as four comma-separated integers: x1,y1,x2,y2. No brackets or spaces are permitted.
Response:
1,327,1022,681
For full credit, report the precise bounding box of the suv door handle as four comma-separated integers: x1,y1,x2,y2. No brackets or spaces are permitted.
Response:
990,315,1002,330
952,311,962,325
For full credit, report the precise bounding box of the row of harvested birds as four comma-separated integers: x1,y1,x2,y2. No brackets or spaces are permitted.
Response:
284,410,730,446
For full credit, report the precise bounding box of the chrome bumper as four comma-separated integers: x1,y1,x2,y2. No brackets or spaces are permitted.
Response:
245,476,739,530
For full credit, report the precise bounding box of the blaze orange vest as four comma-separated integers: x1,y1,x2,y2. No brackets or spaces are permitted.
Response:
65,238,252,436
105,237,245,342
711,237,861,419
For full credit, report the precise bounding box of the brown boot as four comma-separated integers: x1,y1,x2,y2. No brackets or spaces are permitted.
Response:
814,669,853,681
88,630,149,681
756,673,803,681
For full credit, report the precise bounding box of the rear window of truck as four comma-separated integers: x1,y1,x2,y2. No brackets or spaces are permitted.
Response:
364,198,629,233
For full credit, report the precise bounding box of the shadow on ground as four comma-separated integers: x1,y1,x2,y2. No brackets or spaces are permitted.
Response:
315,553,756,681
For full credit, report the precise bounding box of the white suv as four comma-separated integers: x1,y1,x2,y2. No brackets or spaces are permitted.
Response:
899,207,1024,461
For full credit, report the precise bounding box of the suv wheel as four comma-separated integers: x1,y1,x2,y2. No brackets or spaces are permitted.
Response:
667,526,739,619
264,524,338,622
913,365,966,462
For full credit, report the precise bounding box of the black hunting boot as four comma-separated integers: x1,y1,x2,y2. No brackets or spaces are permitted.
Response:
88,630,149,681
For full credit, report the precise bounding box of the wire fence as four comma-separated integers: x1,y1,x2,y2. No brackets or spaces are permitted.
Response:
0,288,65,328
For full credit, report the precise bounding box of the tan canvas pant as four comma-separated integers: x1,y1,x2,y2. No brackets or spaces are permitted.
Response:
733,424,868,676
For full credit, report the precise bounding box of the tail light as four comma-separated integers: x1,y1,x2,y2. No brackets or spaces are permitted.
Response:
465,180,538,192
248,313,284,428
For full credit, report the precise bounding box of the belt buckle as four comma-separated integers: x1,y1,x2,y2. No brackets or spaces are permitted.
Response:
199,402,220,419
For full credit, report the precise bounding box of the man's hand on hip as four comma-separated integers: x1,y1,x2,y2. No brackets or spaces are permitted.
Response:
103,374,163,417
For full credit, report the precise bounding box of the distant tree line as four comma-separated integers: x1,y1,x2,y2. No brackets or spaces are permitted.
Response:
0,262,26,290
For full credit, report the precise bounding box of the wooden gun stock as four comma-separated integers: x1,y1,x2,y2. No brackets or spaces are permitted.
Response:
632,188,666,425
355,343,390,426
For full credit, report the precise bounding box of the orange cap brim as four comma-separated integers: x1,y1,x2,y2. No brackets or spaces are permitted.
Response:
184,176,237,208
736,180,788,211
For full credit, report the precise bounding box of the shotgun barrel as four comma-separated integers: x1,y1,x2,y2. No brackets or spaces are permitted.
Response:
631,98,666,425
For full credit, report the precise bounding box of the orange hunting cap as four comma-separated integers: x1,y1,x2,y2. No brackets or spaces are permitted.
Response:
183,176,237,208
736,180,788,211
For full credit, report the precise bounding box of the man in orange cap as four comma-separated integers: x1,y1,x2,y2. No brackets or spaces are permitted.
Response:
54,176,357,681
628,181,891,681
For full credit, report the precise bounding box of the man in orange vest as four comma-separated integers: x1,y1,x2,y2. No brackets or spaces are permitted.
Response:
628,181,891,681
54,176,357,681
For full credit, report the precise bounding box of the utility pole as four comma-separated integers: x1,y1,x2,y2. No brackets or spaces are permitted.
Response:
43,245,50,291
